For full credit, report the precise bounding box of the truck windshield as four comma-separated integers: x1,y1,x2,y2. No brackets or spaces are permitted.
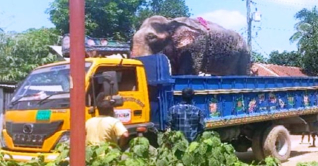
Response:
9,62,92,110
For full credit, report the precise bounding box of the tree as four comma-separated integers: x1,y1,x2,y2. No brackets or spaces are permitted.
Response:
0,28,60,82
251,51,267,63
267,50,302,67
46,0,146,40
47,0,191,40
290,6,318,74
135,0,191,29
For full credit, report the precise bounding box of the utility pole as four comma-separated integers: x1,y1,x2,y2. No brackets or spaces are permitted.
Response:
246,0,252,54
70,0,85,166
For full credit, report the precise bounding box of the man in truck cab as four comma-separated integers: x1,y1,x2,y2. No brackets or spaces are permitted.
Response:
85,92,129,149
166,88,205,142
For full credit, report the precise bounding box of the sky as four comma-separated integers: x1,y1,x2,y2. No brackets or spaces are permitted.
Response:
0,0,318,58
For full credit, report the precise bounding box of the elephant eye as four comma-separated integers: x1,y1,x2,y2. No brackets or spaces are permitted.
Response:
146,33,157,40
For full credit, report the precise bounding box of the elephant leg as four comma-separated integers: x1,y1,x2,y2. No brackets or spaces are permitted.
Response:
163,44,179,75
177,50,195,75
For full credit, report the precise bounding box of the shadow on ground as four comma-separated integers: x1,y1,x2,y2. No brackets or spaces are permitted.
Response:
289,150,312,158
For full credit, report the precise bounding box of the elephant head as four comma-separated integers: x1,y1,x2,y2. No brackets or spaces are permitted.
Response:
131,15,203,57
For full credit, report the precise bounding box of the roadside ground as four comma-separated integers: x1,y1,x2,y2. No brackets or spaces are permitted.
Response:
236,135,318,166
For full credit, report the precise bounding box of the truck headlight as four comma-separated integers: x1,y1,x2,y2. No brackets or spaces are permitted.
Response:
1,134,7,148
57,132,70,144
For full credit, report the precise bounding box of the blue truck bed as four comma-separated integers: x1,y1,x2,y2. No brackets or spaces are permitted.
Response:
134,54,318,131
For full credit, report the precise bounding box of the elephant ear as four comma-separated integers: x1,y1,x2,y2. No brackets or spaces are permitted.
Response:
167,19,202,49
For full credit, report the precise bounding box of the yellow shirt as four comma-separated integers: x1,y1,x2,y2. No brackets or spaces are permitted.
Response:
85,116,128,145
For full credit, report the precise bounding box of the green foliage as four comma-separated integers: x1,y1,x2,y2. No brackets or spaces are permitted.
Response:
135,0,191,29
47,0,145,40
297,161,318,166
0,131,281,166
251,51,267,63
46,0,191,40
267,50,302,67
0,28,60,82
290,6,318,75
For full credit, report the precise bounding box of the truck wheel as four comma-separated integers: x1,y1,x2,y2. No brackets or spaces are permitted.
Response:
232,135,251,152
252,128,265,161
262,125,291,162
144,131,159,148
234,144,250,152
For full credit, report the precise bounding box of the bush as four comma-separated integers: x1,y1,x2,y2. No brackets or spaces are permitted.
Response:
0,131,280,166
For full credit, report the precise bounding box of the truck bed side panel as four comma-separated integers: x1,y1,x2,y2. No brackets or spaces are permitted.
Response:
134,54,318,130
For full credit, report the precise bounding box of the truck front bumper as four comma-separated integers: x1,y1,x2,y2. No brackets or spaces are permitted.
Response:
1,149,60,162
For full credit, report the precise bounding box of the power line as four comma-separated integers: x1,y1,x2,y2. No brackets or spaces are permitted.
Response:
246,0,253,57
252,37,269,56
254,1,308,11
256,26,295,32
257,0,318,8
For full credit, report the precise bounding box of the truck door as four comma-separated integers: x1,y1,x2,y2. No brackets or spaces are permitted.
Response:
87,65,149,124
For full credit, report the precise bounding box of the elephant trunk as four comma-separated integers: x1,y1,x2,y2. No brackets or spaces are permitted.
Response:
131,31,153,57
131,43,153,57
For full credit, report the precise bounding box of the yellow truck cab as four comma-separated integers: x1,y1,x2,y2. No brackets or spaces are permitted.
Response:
1,35,155,161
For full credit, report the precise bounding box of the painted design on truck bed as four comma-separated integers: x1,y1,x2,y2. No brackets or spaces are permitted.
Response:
304,95,309,107
258,93,267,112
248,98,257,113
205,108,318,129
200,89,318,128
208,95,220,117
288,94,295,107
235,96,245,114
173,86,318,130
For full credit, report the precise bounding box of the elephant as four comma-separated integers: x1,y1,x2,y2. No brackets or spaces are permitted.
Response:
131,15,251,76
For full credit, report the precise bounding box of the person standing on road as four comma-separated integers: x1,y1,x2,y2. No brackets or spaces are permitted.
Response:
85,92,129,149
166,87,205,142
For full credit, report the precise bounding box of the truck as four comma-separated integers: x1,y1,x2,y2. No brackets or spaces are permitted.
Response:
2,35,318,162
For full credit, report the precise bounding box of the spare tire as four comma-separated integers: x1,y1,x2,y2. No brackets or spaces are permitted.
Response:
262,125,291,162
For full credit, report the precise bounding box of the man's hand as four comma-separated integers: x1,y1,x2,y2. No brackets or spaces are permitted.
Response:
119,131,129,149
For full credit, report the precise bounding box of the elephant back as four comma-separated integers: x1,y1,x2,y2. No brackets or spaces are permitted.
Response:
170,17,250,75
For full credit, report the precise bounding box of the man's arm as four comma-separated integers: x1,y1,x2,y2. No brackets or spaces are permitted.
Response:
114,121,129,149
118,131,129,149
198,108,205,131
165,107,174,130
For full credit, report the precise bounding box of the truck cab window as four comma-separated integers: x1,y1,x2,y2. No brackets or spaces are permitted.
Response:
90,66,138,100
116,68,138,91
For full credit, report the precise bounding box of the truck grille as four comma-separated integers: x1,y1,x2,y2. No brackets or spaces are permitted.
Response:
6,120,63,148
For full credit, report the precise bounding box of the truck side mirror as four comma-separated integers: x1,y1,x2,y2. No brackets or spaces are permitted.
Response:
101,71,123,107
102,71,119,96
109,95,124,107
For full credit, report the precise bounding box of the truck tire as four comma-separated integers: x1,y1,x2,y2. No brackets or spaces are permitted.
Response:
262,125,291,162
232,135,251,152
234,144,250,152
144,131,159,148
252,127,265,161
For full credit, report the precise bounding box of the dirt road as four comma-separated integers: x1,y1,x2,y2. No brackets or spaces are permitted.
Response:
236,135,318,166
